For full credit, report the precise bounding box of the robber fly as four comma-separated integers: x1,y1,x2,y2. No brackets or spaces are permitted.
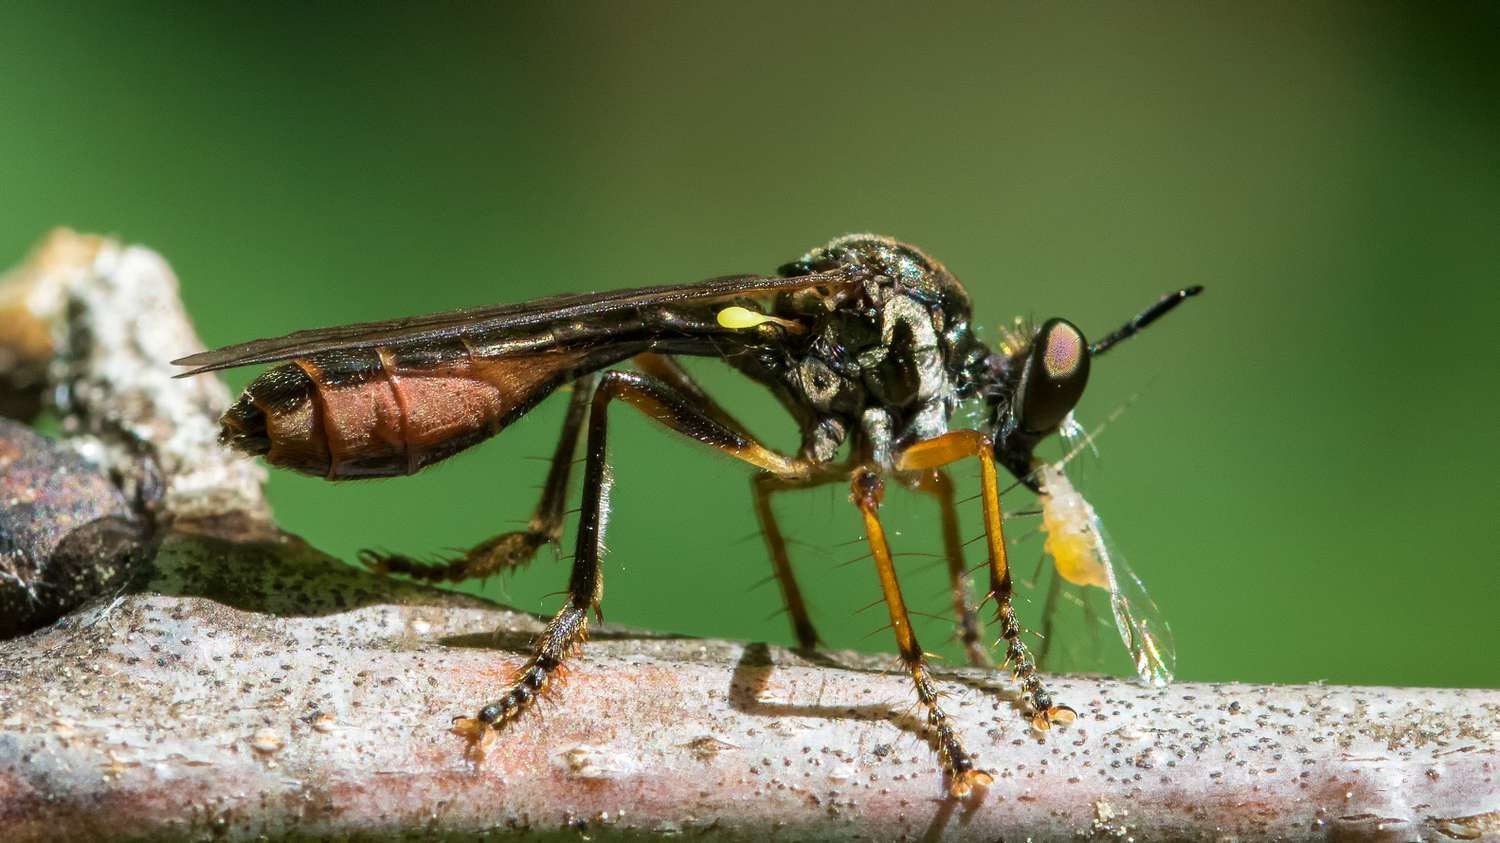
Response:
174,234,1201,797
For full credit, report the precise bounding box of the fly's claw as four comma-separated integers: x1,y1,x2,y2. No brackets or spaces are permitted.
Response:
451,715,484,741
357,549,425,577
451,715,498,760
949,768,995,798
1030,704,1078,731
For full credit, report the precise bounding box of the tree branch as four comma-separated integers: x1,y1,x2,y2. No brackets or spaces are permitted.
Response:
0,231,1496,842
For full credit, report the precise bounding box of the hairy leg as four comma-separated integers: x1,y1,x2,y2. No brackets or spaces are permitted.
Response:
456,369,816,745
898,431,1075,730
752,472,840,650
637,352,830,650
851,466,993,797
361,373,599,583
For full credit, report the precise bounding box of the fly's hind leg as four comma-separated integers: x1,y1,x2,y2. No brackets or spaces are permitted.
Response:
360,373,598,583
898,431,1076,730
458,369,815,749
852,467,992,798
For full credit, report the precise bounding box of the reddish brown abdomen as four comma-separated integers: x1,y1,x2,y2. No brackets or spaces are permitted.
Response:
221,342,586,479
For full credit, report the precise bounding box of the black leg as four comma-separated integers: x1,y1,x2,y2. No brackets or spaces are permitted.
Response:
638,353,827,650
361,373,598,582
751,472,833,651
455,370,815,746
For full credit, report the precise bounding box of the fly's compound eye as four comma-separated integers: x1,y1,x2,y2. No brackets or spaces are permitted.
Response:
1017,318,1091,435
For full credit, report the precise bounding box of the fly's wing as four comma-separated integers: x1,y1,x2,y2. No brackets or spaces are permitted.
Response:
1028,455,1176,687
172,270,852,376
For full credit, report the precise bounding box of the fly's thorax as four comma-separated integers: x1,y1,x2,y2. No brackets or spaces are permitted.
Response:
765,234,998,461
773,299,960,464
713,233,999,463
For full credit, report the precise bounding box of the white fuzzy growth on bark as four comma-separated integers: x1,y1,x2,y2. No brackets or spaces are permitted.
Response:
1,229,269,520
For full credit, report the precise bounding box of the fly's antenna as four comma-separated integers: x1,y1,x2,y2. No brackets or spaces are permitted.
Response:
1089,286,1204,358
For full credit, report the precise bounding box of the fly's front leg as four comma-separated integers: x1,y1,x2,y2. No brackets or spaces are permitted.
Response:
910,469,988,668
457,369,814,749
852,467,992,798
898,431,1076,730
361,373,598,582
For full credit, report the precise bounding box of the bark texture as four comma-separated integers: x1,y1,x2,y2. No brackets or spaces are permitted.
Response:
0,231,1496,842
2,567,1499,843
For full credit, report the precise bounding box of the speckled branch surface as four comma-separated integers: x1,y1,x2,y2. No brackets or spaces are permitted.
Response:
0,232,1496,843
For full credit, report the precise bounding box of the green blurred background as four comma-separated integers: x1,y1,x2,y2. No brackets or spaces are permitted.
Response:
2,2,1495,688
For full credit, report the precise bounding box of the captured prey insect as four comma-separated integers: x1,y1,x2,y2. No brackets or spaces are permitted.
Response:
1028,413,1176,688
173,234,1202,797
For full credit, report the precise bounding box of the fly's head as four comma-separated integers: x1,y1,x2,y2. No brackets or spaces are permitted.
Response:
987,319,1091,490
985,286,1203,490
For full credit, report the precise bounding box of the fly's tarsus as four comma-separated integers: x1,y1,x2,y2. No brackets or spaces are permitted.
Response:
996,593,1076,730
359,530,552,583
455,603,590,759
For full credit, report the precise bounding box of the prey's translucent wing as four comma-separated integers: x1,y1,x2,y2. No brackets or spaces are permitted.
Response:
1025,438,1175,686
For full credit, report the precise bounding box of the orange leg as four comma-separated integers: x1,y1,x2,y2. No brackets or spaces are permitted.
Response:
898,431,1075,730
752,472,830,650
910,469,989,668
637,352,826,650
852,467,993,798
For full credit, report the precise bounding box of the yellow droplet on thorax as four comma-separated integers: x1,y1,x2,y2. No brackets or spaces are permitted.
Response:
716,306,803,334
717,306,772,330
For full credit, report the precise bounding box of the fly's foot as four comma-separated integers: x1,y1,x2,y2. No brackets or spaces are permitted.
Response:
451,658,558,762
451,715,498,760
949,768,995,798
996,604,1076,731
359,530,551,584
1027,684,1077,731
450,654,563,760
1030,703,1078,731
